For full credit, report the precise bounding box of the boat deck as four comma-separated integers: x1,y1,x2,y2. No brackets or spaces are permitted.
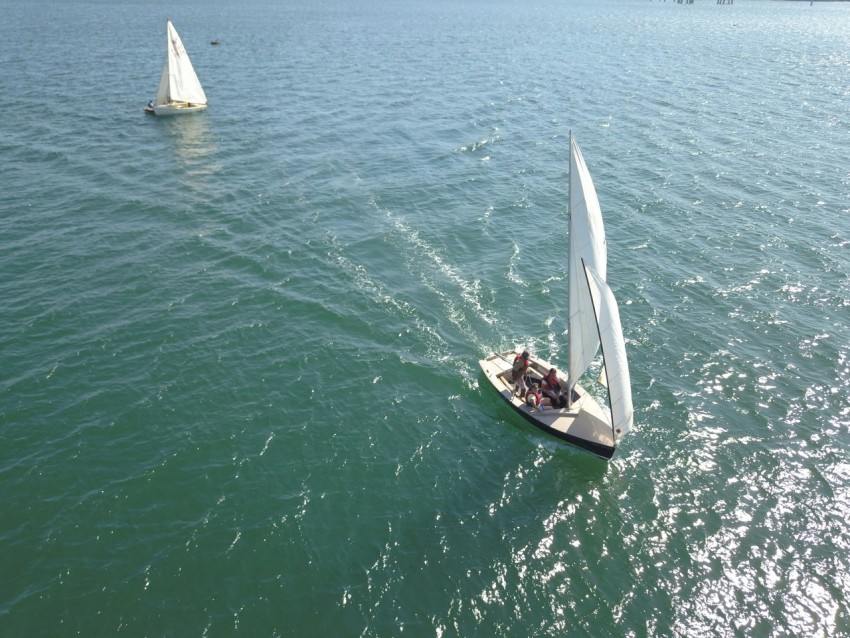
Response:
479,351,616,457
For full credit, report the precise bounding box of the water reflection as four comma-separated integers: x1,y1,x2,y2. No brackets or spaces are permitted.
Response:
165,116,222,193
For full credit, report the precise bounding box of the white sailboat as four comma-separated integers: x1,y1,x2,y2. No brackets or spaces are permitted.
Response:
145,21,208,116
478,133,634,459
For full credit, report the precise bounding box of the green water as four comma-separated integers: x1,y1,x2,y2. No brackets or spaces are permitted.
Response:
1,0,849,635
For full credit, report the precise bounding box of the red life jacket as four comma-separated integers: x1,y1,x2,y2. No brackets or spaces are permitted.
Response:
542,371,559,391
513,353,529,375
525,387,542,404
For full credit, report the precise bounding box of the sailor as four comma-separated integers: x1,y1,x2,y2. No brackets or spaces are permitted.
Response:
525,383,550,411
541,368,567,408
511,351,530,396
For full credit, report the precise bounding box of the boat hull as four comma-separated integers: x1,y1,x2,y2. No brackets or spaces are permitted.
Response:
478,351,616,459
151,103,207,116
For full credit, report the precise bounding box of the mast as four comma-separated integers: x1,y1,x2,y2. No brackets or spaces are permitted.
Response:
566,131,574,407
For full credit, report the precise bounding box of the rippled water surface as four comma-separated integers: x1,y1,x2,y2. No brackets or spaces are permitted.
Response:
1,0,849,635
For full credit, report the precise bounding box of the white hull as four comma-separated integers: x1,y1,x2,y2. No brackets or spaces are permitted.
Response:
479,351,616,459
151,102,207,116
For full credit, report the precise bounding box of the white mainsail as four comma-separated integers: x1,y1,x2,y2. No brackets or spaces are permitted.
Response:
583,262,634,438
567,133,607,391
153,21,207,110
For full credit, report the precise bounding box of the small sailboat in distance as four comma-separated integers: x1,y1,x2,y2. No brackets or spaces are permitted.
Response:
145,21,208,116
478,133,634,460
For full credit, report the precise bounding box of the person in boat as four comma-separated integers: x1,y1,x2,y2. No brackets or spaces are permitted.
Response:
525,382,551,411
511,351,530,396
541,368,568,409
147,100,154,111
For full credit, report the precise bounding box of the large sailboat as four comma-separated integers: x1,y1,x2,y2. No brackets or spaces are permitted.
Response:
478,134,634,459
145,21,208,116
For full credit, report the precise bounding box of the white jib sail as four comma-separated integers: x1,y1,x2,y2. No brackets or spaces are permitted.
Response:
567,133,608,389
584,263,634,438
154,61,170,106
159,21,207,106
